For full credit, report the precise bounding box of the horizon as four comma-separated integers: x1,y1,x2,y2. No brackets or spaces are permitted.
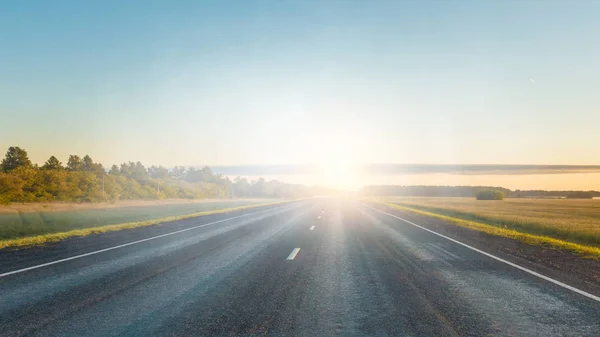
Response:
5,145,600,191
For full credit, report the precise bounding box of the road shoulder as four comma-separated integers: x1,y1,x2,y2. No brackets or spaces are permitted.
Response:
365,202,600,298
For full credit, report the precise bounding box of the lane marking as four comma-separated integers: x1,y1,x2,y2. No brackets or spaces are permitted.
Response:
362,203,600,303
0,204,293,278
309,226,315,231
287,248,301,260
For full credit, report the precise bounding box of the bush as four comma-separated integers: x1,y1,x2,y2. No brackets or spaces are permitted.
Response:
476,190,504,200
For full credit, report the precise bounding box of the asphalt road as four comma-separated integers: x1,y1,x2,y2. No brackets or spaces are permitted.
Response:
1,198,599,336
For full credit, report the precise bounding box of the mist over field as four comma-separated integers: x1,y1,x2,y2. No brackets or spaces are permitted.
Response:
211,164,600,190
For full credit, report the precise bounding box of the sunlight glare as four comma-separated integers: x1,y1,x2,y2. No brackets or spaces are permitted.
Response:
319,160,359,190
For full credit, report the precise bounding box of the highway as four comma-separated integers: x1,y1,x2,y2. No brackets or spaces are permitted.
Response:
1,198,599,336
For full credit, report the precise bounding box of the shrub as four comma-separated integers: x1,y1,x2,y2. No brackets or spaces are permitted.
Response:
476,190,504,200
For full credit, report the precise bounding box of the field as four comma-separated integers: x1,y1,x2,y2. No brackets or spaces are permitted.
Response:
0,199,273,241
376,197,600,248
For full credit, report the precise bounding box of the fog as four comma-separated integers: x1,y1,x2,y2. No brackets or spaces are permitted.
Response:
212,165,600,191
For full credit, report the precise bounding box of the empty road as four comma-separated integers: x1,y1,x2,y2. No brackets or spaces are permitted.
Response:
1,198,599,336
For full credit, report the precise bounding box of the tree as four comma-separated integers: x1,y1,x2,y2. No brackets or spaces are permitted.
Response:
83,155,94,171
171,166,186,179
0,172,24,204
184,167,200,182
233,176,251,197
1,146,32,172
40,169,68,198
103,174,124,201
109,164,120,175
200,166,214,182
118,161,149,181
13,166,50,201
82,155,103,172
67,155,84,171
476,190,504,200
76,171,102,201
566,191,593,199
251,178,268,197
119,162,134,177
0,145,325,203
133,161,149,181
42,156,64,170
149,165,169,179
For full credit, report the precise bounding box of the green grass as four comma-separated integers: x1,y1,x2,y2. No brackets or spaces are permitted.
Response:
0,200,286,249
367,197,600,258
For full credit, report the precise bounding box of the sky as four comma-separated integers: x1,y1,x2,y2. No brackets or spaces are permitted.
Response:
1,0,600,188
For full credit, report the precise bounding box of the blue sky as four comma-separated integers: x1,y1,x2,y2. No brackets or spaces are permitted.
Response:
2,0,600,168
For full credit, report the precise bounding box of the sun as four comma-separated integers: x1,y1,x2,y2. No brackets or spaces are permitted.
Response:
319,160,359,190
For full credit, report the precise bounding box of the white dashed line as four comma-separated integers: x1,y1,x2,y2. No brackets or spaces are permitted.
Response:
286,248,301,260
309,226,315,231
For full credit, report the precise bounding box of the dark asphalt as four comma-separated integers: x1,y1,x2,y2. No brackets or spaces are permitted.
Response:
1,198,599,336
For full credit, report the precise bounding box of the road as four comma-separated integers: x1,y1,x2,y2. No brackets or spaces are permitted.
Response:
1,198,599,336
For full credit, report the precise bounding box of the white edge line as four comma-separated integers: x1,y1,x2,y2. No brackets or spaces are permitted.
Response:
309,226,315,231
362,203,600,303
0,204,290,278
287,248,301,260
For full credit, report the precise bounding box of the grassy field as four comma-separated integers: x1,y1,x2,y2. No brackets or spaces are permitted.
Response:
375,197,600,249
0,199,273,241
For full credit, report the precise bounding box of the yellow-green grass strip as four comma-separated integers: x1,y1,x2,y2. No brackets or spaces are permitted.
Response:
0,201,290,250
367,200,600,259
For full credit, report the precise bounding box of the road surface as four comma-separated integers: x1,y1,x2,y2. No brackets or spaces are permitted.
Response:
1,198,599,336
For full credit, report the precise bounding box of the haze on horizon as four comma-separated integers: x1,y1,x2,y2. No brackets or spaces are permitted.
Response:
2,1,599,189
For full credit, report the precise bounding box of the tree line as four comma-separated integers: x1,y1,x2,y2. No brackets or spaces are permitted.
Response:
361,185,599,199
361,185,512,197
0,146,327,204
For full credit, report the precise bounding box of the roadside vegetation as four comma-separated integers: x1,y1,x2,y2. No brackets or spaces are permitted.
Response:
0,146,321,249
370,197,600,255
0,199,272,241
0,200,286,250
